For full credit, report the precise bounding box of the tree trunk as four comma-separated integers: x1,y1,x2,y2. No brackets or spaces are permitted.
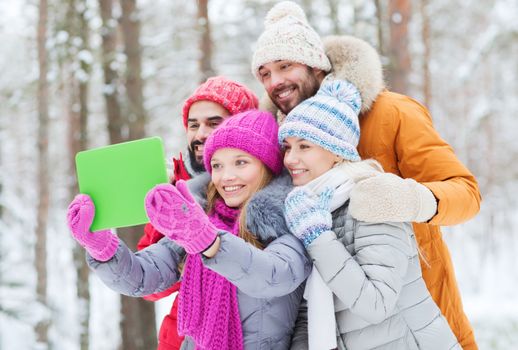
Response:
0,133,3,220
300,0,313,25
352,0,362,36
120,279,159,350
99,0,124,144
35,0,50,346
118,1,157,349
327,0,341,35
118,223,157,350
374,0,385,56
420,0,431,106
387,0,411,94
65,1,92,349
120,0,146,141
197,0,214,82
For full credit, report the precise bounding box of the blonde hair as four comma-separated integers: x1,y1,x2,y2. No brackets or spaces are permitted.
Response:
206,164,273,249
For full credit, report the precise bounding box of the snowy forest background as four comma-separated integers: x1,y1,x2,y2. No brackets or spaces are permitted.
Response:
1,0,517,349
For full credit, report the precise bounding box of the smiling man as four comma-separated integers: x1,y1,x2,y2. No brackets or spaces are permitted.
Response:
252,2,481,349
137,76,258,350
179,76,260,177
259,61,323,115
183,101,230,174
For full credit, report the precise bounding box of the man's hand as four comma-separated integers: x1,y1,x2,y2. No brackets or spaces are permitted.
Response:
349,173,437,223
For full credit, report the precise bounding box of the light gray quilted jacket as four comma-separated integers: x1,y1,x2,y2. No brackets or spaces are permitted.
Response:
295,202,461,350
87,175,312,349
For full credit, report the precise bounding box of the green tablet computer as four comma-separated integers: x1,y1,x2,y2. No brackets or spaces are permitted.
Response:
75,137,169,231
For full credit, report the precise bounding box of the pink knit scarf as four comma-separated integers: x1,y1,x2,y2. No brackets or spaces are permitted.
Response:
178,199,244,350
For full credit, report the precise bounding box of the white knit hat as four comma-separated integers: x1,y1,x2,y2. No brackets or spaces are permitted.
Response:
251,1,331,78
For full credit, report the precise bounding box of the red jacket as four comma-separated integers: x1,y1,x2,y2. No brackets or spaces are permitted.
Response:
137,153,191,350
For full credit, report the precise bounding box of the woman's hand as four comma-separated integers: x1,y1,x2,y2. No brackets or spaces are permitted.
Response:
66,194,119,261
284,187,334,247
145,180,219,254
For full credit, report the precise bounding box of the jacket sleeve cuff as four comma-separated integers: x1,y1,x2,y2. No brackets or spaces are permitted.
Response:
421,181,449,225
414,182,438,223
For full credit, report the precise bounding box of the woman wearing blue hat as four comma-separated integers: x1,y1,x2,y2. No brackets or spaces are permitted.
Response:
279,77,461,350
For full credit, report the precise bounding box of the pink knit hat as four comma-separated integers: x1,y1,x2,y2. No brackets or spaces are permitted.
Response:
182,76,259,128
203,110,283,175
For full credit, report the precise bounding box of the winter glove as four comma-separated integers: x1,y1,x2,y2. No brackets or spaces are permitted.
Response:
145,180,218,254
349,172,438,223
284,187,334,247
66,194,120,262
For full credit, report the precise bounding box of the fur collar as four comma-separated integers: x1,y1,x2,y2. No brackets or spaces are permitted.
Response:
259,35,384,115
186,173,293,242
323,35,384,113
245,173,293,242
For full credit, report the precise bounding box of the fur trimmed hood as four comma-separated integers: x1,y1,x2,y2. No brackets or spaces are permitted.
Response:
323,35,384,113
259,35,385,115
245,173,292,242
186,173,293,242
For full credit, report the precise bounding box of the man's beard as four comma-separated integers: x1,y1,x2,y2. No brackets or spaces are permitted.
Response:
271,67,321,115
188,140,206,173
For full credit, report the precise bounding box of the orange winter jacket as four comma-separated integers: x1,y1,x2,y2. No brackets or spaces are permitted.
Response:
261,34,481,350
357,90,481,349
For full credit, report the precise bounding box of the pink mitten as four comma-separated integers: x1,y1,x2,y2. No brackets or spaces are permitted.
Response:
66,194,119,261
145,180,218,254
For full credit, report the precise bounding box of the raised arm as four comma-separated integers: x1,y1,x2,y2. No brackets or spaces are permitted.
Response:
66,194,184,297
202,232,311,298
350,97,481,225
395,97,481,225
87,238,184,297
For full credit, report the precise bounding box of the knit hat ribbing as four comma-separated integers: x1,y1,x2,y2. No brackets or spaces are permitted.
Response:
182,76,259,128
251,1,331,78
204,110,283,175
278,78,362,162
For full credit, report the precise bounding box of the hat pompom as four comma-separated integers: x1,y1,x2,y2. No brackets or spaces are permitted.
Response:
265,1,307,26
319,78,362,114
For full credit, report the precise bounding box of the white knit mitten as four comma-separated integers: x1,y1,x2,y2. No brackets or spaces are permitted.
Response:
349,173,437,223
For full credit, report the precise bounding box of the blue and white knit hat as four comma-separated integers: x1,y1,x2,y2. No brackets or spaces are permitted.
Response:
278,78,362,162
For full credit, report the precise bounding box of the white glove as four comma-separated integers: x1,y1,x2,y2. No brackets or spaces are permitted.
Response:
349,173,437,223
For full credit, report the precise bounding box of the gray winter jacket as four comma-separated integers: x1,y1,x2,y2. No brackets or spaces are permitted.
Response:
293,201,461,350
87,175,312,350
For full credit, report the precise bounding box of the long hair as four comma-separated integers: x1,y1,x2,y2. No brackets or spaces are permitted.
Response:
206,164,274,249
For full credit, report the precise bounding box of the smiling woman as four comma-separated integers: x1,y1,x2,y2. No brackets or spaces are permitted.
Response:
282,137,341,186
67,109,311,350
278,78,460,350
209,148,269,208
